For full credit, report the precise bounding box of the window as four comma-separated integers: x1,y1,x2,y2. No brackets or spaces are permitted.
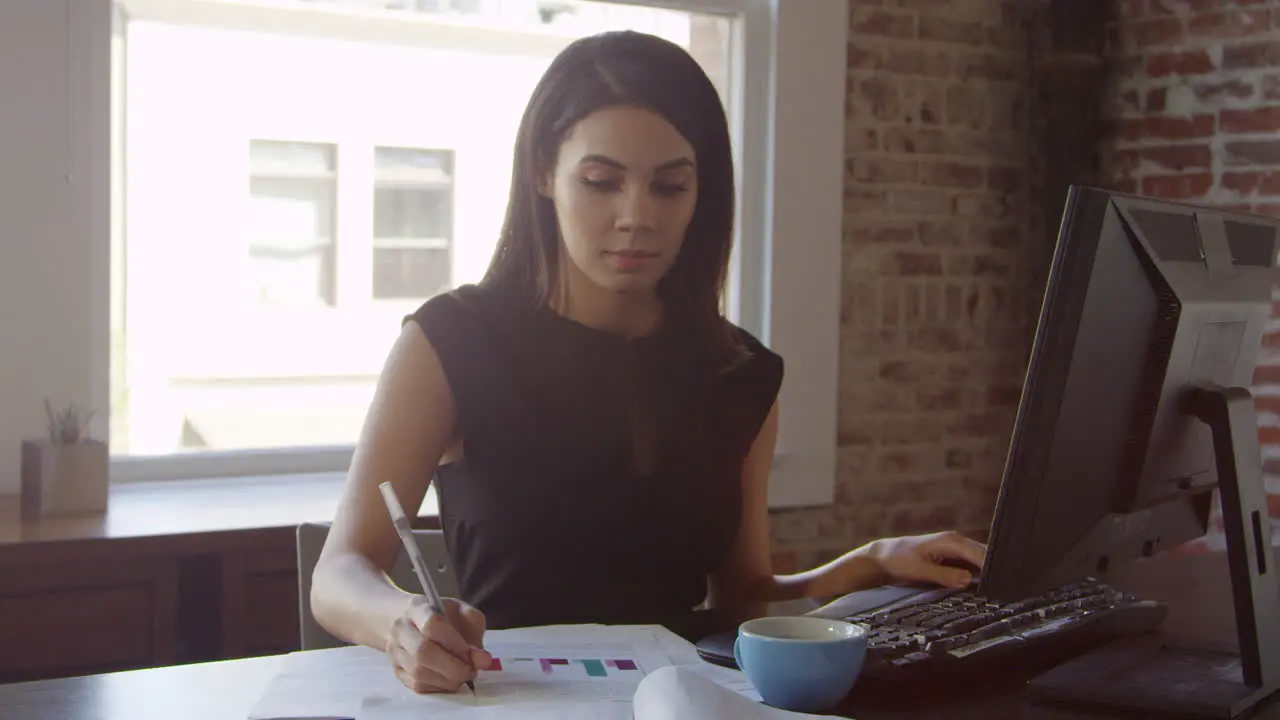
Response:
248,140,339,306
372,147,455,300
108,0,738,466
8,0,845,508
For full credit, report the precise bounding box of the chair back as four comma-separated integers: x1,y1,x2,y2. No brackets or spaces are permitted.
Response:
296,521,458,650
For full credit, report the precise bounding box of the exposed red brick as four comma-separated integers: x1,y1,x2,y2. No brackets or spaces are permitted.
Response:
852,221,916,245
1116,114,1216,142
919,16,985,45
771,551,798,575
848,45,882,70
921,161,986,188
1141,173,1214,199
848,127,880,152
1222,40,1280,70
945,448,972,469
859,77,903,122
986,165,1025,193
1270,494,1280,520
874,449,927,476
1224,139,1280,167
1128,17,1185,49
980,224,1021,249
1118,89,1142,114
893,189,950,215
1261,426,1280,447
884,47,952,79
1266,74,1280,101
1256,364,1280,386
952,191,1005,219
1220,106,1280,134
918,386,964,411
1144,0,1270,16
1263,329,1280,348
946,252,1013,277
946,86,987,130
1187,10,1270,40
1147,49,1216,77
1112,143,1214,173
846,188,888,214
884,251,944,276
850,156,919,184
878,359,931,384
956,52,1017,82
1256,395,1280,416
1222,170,1280,196
1118,0,1147,20
1146,87,1168,112
918,221,964,247
887,505,960,535
1193,78,1256,105
851,8,917,39
1112,177,1140,194
1251,203,1280,217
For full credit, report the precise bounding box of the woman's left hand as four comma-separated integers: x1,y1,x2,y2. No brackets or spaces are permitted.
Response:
861,531,988,589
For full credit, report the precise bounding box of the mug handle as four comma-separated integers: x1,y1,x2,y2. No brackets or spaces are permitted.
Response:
733,637,744,671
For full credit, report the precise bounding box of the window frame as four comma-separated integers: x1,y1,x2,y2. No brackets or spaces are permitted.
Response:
75,0,845,509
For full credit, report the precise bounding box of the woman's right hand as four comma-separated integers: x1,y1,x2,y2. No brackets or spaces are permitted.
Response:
387,596,492,693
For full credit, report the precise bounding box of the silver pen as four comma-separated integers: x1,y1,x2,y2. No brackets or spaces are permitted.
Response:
378,481,476,694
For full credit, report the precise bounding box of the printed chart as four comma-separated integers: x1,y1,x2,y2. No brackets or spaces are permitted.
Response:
486,657,642,677
470,642,661,703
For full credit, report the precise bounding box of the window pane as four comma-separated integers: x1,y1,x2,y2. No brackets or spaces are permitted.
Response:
374,186,452,239
249,142,338,306
374,247,452,299
112,0,738,459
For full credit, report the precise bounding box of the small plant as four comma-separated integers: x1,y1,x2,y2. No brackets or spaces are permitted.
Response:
44,399,96,445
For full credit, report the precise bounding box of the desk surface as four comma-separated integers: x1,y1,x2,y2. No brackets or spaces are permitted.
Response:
1,545,1277,719
1,644,1276,720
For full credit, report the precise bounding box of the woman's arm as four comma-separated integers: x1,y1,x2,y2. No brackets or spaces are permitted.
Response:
707,399,989,626
310,321,458,651
706,399,891,624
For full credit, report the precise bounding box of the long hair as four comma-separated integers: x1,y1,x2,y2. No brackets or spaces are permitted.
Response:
480,30,744,367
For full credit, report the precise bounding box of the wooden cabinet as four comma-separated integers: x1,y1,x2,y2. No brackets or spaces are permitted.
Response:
0,475,440,683
222,548,301,660
0,557,177,682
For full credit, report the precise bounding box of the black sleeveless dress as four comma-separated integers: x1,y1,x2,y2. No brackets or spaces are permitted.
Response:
406,283,783,640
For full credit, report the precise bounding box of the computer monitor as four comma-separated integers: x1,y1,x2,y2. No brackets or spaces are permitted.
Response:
979,185,1280,718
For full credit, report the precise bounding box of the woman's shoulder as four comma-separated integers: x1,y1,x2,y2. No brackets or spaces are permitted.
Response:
404,283,523,342
719,320,784,393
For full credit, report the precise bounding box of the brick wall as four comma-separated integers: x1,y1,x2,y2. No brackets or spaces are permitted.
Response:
770,0,1040,569
1101,0,1280,550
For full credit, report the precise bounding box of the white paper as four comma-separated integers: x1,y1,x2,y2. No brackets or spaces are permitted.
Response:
250,625,683,720
633,666,835,720
647,624,763,701
248,624,771,720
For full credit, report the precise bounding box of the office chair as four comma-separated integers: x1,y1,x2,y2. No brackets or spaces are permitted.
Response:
295,521,460,650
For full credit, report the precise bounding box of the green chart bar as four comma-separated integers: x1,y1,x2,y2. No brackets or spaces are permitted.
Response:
577,659,607,677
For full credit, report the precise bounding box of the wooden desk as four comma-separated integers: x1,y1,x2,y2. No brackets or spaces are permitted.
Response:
0,641,1276,720
0,473,440,683
2,549,1278,720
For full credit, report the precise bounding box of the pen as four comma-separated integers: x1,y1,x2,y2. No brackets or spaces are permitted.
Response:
378,481,476,695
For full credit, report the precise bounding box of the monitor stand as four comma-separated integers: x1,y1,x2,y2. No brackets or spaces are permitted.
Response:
1027,385,1280,719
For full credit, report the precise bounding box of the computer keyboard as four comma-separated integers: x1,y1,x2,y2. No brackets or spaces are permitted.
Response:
810,578,1169,683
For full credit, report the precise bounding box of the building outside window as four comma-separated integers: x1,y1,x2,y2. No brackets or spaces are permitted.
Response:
110,0,736,465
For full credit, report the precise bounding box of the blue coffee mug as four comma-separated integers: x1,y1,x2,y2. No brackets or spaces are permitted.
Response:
733,616,868,712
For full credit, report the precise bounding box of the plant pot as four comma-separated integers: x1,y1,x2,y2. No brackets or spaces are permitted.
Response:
20,439,109,518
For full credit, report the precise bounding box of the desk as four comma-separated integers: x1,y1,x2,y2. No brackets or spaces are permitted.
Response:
0,473,441,682
0,642,1277,720
3,548,1280,720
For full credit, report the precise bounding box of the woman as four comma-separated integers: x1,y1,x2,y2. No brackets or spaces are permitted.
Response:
310,29,987,695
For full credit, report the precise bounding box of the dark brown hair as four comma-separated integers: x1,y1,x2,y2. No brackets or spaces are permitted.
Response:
480,30,744,366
